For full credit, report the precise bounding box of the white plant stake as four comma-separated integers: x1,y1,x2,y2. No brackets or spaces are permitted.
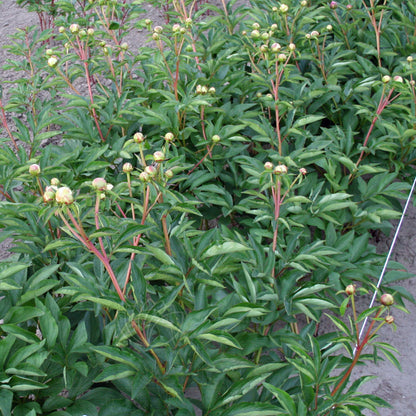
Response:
355,176,416,355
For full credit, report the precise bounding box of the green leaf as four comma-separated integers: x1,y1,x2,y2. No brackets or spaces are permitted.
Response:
197,331,242,349
293,115,325,128
94,364,136,382
263,382,296,415
92,346,142,370
0,389,12,416
4,306,44,324
221,402,285,416
135,313,181,333
202,242,251,259
0,324,40,344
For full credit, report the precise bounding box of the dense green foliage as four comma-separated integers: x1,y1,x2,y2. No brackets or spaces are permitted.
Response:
0,0,414,414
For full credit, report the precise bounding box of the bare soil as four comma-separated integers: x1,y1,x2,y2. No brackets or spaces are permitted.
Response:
1,2,415,414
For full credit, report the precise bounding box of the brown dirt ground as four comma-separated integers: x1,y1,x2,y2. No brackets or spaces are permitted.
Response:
1,2,415,415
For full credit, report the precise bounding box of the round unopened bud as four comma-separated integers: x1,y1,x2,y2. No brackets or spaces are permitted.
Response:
145,19,152,26
264,161,273,171
311,30,320,37
139,171,150,182
51,178,60,186
123,162,133,173
209,87,216,94
301,0,307,6
272,6,278,12
153,151,165,162
201,85,208,94
87,28,95,36
46,49,54,56
411,80,416,86
47,56,59,68
326,24,333,31
252,22,260,30
55,186,74,205
330,1,337,9
29,164,41,176
273,164,288,175
271,42,281,53
43,189,55,203
345,284,356,296
59,26,65,33
79,29,86,37
164,132,175,142
154,25,163,34
299,167,307,175
407,56,413,63
106,183,113,191
120,42,128,50
152,33,160,41
346,4,353,9
280,4,289,13
196,84,203,94
133,132,145,143
261,32,269,41
260,44,268,53
144,165,157,177
385,315,394,324
271,24,278,31
69,23,80,34
288,42,296,51
382,75,391,83
185,17,192,26
212,134,221,143
305,33,311,39
92,177,107,191
278,53,286,62
380,293,394,306
393,75,403,83
165,169,174,179
251,30,260,39
172,24,181,33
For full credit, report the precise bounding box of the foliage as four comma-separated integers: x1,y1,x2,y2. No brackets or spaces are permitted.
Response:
0,0,415,414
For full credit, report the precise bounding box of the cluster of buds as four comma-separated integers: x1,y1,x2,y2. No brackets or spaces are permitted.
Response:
196,85,216,95
152,25,163,40
273,164,288,175
381,74,404,84
172,23,187,35
92,177,113,199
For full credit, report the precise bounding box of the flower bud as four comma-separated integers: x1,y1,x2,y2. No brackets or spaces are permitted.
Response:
92,177,107,191
382,75,391,83
288,43,296,51
120,42,128,50
264,161,273,171
326,25,333,31
346,4,353,9
46,48,54,56
165,169,174,179
271,42,281,53
133,132,145,143
55,186,74,205
380,293,394,306
209,86,216,94
272,6,278,12
407,55,413,63
393,75,403,83
154,25,163,34
345,284,356,296
261,32,269,41
164,132,175,142
153,151,165,163
385,315,394,324
299,167,307,175
145,19,152,26
301,0,307,6
123,162,133,173
279,4,289,13
212,134,221,143
51,177,60,186
145,165,157,177
411,80,416,86
305,33,311,39
260,44,268,53
47,56,59,68
278,53,286,62
87,28,95,36
69,23,80,34
270,24,278,31
106,183,113,191
273,164,288,175
139,171,150,182
43,189,55,203
252,23,260,30
59,26,65,33
251,30,260,39
152,33,160,41
79,29,86,38
201,85,208,94
330,1,337,9
172,24,181,33
29,164,41,176
185,17,192,26
311,30,319,37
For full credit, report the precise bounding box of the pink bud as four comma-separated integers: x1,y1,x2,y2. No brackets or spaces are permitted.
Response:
153,151,165,163
55,186,74,205
92,177,107,191
345,284,356,296
330,1,337,9
123,162,133,173
380,293,394,306
29,164,41,176
133,132,145,143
